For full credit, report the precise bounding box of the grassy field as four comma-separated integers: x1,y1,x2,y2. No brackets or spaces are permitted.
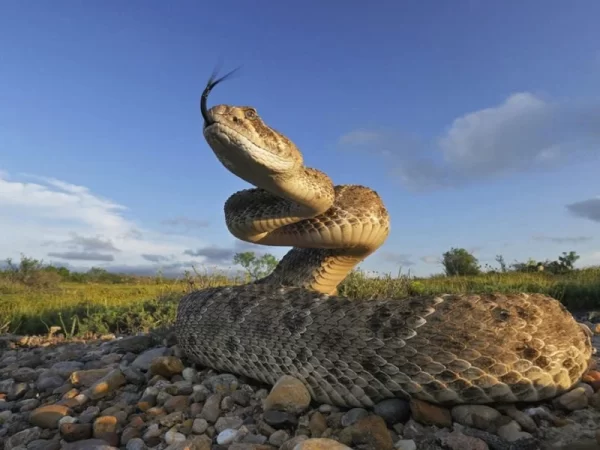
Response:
1,266,599,337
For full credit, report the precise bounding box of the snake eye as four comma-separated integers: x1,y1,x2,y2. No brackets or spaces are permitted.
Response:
245,109,257,120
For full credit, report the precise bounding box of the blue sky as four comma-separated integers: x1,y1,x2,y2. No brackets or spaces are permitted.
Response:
1,0,599,277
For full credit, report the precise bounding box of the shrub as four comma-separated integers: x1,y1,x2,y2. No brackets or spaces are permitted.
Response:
442,248,480,276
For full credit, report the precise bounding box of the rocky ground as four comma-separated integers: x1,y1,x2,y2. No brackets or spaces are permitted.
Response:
2,317,600,450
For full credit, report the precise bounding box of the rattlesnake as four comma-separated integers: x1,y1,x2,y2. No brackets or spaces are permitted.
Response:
175,69,592,407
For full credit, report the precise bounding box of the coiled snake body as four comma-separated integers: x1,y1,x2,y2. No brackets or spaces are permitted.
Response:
175,72,592,407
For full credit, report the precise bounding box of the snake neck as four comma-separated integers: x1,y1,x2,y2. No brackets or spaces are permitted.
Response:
255,247,367,295
268,167,335,217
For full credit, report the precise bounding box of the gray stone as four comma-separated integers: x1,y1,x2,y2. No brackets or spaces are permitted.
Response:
130,347,170,371
4,426,42,450
374,398,411,425
50,361,83,378
35,373,64,391
341,408,369,427
199,393,222,423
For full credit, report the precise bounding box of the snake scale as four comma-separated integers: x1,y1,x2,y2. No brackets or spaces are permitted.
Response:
175,69,592,407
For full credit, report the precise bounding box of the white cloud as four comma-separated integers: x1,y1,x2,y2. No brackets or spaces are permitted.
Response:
0,171,227,273
339,93,600,190
438,93,552,172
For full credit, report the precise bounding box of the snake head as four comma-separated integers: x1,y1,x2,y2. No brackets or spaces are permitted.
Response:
203,104,302,174
201,70,303,187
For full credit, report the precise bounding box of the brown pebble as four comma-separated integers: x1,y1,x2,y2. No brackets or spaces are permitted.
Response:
263,375,311,414
69,368,112,387
583,371,600,391
149,356,184,378
93,415,119,446
84,369,126,400
293,438,352,449
344,415,393,450
410,399,452,428
146,406,166,417
60,422,93,442
29,404,71,429
309,411,328,438
62,388,80,399
164,395,190,413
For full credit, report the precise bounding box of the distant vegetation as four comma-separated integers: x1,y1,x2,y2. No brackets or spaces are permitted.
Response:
1,248,598,337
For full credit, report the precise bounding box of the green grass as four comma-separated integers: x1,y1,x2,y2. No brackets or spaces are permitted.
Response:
1,267,599,337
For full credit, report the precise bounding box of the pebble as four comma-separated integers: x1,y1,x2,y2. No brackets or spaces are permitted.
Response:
149,356,184,378
410,399,452,428
181,367,197,382
340,414,393,450
395,439,417,450
204,373,240,395
50,361,83,378
60,422,93,442
216,428,239,445
29,404,71,429
263,375,311,414
125,437,147,450
293,438,352,449
215,416,244,432
440,430,489,450
451,404,503,431
130,347,170,371
36,373,64,391
269,429,290,446
308,411,328,437
192,418,208,434
496,419,533,442
4,426,42,449
231,389,251,406
199,393,222,423
84,369,126,400
69,368,112,387
263,409,299,429
554,386,590,411
340,407,369,426
164,430,186,445
374,398,411,425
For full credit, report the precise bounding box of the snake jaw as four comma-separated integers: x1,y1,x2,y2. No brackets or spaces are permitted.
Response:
204,121,299,185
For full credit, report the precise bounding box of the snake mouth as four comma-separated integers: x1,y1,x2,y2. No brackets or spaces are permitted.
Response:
201,66,241,127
